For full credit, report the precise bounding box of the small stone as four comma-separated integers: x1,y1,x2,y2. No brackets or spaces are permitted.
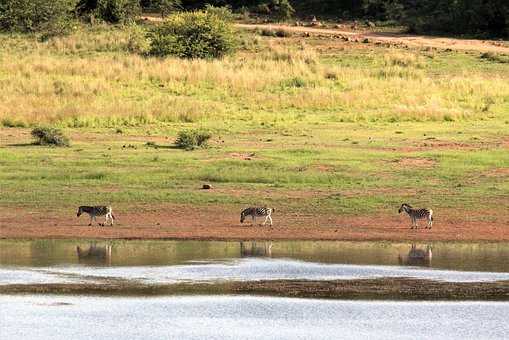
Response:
202,184,212,190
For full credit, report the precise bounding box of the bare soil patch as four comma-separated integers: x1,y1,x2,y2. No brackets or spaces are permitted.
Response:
1,205,507,242
140,16,509,54
236,23,509,54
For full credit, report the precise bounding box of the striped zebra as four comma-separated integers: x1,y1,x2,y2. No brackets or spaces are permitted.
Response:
398,203,433,229
240,207,275,226
77,206,115,226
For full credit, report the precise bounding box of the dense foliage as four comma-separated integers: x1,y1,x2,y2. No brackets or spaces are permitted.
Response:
157,0,509,37
31,127,70,146
1,0,507,37
148,9,237,58
175,129,212,150
0,0,77,34
77,0,140,23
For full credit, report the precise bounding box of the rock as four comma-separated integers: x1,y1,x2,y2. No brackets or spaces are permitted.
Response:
202,184,212,190
366,21,376,28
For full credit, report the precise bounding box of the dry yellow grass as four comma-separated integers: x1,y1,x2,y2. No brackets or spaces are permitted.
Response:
0,25,508,127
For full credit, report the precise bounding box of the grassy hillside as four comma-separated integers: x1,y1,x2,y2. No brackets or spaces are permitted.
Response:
0,24,508,220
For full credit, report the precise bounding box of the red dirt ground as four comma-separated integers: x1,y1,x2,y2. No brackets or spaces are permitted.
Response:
1,205,507,241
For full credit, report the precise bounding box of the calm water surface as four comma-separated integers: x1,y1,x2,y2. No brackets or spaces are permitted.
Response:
2,240,509,284
1,295,508,340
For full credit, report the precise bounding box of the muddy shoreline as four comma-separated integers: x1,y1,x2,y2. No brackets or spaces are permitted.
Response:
2,278,509,300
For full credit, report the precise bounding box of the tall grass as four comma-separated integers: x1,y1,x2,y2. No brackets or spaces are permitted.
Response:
0,26,508,127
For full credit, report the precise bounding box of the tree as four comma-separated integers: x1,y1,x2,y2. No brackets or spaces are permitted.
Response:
153,0,181,18
0,0,77,34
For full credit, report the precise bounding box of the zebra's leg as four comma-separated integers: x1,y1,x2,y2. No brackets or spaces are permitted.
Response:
88,215,93,226
107,213,113,226
262,215,268,226
428,217,432,229
268,215,273,226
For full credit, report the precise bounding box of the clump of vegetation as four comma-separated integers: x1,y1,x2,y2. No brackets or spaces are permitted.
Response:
31,127,70,146
480,52,509,64
204,4,235,22
126,24,150,54
175,129,212,150
254,0,294,20
259,28,292,37
147,9,237,58
152,0,181,18
1,118,26,128
78,0,140,24
0,0,77,36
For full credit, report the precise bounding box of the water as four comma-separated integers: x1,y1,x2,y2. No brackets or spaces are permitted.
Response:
2,240,509,285
1,295,508,340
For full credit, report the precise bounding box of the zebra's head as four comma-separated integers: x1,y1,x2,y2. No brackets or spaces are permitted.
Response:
77,206,83,217
240,209,247,223
398,203,411,213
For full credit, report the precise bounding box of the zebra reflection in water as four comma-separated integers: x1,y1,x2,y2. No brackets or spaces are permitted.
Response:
398,244,433,267
240,241,273,258
76,243,112,265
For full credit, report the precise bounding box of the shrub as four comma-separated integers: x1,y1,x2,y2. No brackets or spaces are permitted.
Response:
253,1,294,20
204,4,235,22
275,28,292,37
0,0,77,35
152,0,180,18
31,127,70,146
480,52,509,64
270,0,295,20
126,24,150,54
78,0,140,24
175,129,211,150
148,10,237,59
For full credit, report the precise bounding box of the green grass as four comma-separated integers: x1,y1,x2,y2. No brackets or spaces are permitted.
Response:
0,119,507,216
0,24,507,218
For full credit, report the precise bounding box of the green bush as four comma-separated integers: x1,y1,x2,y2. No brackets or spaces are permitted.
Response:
126,24,150,54
0,0,77,35
152,0,180,18
204,4,235,22
31,127,70,146
175,129,212,150
269,0,294,20
148,10,237,59
79,0,140,24
259,28,292,37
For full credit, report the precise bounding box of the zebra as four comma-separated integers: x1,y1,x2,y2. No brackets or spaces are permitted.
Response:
398,203,433,229
240,207,275,226
77,206,115,226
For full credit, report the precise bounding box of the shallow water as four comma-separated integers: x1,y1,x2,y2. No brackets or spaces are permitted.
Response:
1,295,508,340
3,258,509,285
2,239,509,285
2,239,509,271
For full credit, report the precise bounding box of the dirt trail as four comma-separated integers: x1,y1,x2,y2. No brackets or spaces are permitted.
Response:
1,206,508,241
236,23,509,54
141,16,509,54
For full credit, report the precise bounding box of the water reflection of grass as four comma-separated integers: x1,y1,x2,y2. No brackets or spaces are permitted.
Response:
2,239,509,272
